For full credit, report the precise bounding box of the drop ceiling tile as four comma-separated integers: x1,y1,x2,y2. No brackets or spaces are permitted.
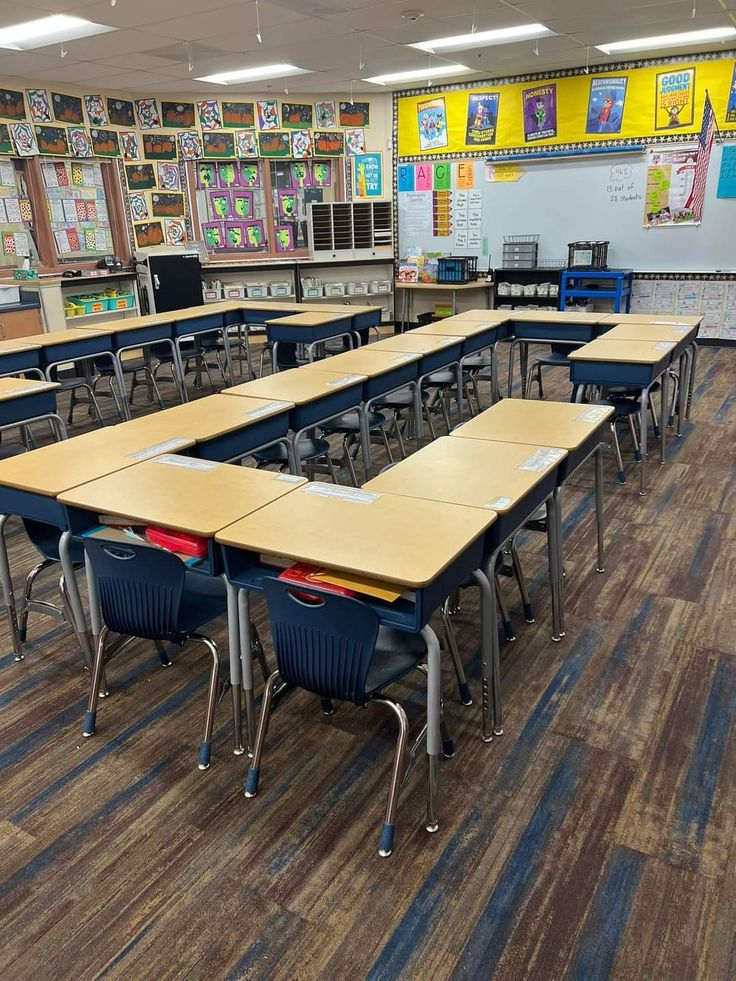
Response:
81,0,244,29
27,62,134,82
57,28,181,60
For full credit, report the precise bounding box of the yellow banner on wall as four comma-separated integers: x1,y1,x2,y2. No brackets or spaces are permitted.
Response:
396,54,736,157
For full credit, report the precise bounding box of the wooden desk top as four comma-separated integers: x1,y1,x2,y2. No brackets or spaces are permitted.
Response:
223,367,366,405
75,314,173,334
368,333,464,355
300,348,421,377
0,377,60,401
364,435,566,514
216,482,495,588
451,399,614,451
0,338,41,354
601,313,703,326
395,281,489,291
441,309,511,322
59,458,306,537
29,327,113,345
510,310,608,324
601,324,697,344
119,394,294,442
0,426,195,497
307,303,378,316
266,311,352,327
412,319,500,339
569,338,676,364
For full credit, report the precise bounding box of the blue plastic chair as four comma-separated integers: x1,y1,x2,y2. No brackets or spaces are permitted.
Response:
245,578,453,857
82,538,231,770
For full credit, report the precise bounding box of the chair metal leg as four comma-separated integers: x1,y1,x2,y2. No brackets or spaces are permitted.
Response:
509,538,535,623
250,618,270,685
495,575,515,641
610,421,626,484
83,624,110,736
192,634,221,770
341,434,359,487
372,696,409,857
17,557,56,643
379,424,394,464
440,601,472,706
421,626,441,834
324,450,339,485
245,669,281,796
424,403,438,441
391,414,407,459
154,639,172,667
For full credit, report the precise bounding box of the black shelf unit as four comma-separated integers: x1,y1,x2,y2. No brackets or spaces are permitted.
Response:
493,266,564,310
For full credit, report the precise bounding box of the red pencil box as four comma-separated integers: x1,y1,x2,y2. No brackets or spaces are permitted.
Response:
145,526,208,558
278,563,357,598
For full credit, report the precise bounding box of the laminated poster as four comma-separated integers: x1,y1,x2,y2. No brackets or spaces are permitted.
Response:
465,93,499,146
417,97,448,151
585,77,628,135
523,84,557,142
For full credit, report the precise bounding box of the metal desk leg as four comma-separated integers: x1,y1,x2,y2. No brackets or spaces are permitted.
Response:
660,370,668,466
473,567,499,742
675,353,685,437
220,324,236,385
545,495,564,641
421,625,441,833
225,578,244,756
552,489,566,637
686,342,697,420
595,443,605,573
520,342,529,399
0,514,22,661
640,384,649,496
456,360,465,423
237,588,256,756
357,404,372,474
174,339,190,403
110,353,130,421
451,291,457,316
507,339,518,398
83,553,107,692
412,379,423,449
59,530,93,668
491,343,500,405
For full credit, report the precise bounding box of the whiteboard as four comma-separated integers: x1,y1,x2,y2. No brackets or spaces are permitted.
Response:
397,144,736,273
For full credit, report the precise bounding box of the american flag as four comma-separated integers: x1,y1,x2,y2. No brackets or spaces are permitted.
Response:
686,91,716,221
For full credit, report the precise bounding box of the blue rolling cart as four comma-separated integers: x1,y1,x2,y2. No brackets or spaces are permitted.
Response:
560,268,633,313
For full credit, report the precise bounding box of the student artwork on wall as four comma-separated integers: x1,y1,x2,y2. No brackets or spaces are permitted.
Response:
244,220,265,248
84,95,107,127
222,101,255,128
290,161,310,188
274,224,295,252
196,161,218,188
345,128,365,155
202,131,236,158
225,221,245,248
0,89,27,120
281,103,313,128
151,192,185,218
239,162,260,187
209,189,232,219
128,191,149,222
257,131,290,157
278,189,298,219
417,98,448,151
164,218,187,245
10,123,38,156
585,77,627,135
655,67,695,130
143,133,177,160
119,130,141,162
26,89,51,123
465,93,499,146
202,221,225,249
232,190,254,219
311,160,332,187
313,131,344,156
0,125,13,154
125,163,157,190
90,129,120,156
315,100,337,128
35,126,69,155
217,161,239,187
135,98,161,130
257,100,279,130
69,128,94,158
339,101,369,127
107,98,135,127
178,130,202,160
157,161,181,191
161,101,195,127
523,84,557,142
134,220,165,248
197,100,222,131
290,129,312,158
235,130,257,157
52,93,83,124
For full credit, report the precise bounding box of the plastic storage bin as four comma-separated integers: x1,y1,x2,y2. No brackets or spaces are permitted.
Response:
224,284,247,299
246,284,269,298
567,241,609,269
437,256,478,284
346,281,369,295
69,293,107,315
323,282,346,297
300,279,323,298
106,293,135,311
369,280,392,294
269,281,292,297
203,287,221,302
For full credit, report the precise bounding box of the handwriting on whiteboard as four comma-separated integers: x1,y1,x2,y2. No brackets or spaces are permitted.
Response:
609,164,633,181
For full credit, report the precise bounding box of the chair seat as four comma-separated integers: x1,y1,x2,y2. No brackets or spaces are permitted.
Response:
531,351,572,367
365,626,427,694
373,386,428,409
321,409,387,433
593,397,640,418
176,572,228,636
424,370,471,386
254,435,330,464
464,352,492,369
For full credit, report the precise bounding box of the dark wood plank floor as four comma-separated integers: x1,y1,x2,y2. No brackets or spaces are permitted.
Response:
0,341,734,980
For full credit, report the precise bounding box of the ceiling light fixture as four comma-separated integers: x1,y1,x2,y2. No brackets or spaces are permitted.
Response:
363,63,471,85
0,14,114,50
411,22,553,54
596,26,736,55
195,64,310,85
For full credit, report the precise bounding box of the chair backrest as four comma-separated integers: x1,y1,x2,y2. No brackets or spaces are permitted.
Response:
263,577,380,706
83,538,186,642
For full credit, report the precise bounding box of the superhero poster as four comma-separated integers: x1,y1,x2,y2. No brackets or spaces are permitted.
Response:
522,84,557,142
654,68,695,130
417,97,448,151
465,93,499,146
585,77,628,135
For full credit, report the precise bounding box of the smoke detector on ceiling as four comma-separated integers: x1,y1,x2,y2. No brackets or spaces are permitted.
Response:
401,9,425,22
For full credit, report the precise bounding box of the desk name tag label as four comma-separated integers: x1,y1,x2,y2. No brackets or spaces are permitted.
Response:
326,374,363,387
518,447,566,472
151,455,218,472
652,320,687,327
275,474,302,483
3,386,45,396
653,341,675,351
488,496,512,509
391,354,415,364
128,438,190,460
674,325,691,333
576,406,609,422
246,400,291,418
302,483,379,504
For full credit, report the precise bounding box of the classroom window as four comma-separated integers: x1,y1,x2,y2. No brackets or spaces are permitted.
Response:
0,159,39,267
41,158,114,262
193,159,269,254
268,159,337,251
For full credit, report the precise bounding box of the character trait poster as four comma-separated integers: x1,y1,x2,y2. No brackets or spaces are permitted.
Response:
465,93,499,146
586,76,628,135
522,84,557,142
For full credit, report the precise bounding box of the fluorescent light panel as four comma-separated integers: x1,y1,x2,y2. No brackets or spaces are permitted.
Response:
364,63,471,85
597,26,736,54
412,23,553,54
195,64,309,84
0,15,114,50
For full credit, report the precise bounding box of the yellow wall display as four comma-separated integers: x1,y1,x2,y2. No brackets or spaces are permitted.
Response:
396,52,736,158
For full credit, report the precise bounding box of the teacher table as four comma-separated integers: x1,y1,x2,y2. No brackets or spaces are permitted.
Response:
396,281,493,328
